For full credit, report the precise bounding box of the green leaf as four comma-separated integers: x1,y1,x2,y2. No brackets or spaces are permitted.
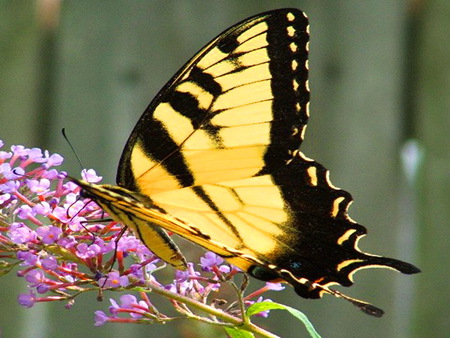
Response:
246,302,321,338
46,245,85,264
0,260,16,276
224,327,255,338
246,301,283,317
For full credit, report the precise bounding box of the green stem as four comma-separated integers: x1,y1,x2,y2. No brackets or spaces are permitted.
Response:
140,281,279,338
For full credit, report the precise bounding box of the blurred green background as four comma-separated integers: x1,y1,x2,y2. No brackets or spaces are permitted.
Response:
1,1,448,337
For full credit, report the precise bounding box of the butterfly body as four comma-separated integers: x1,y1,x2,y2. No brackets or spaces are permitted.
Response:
71,8,419,316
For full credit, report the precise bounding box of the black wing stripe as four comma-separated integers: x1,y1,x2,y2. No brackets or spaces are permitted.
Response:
262,11,309,174
191,186,244,243
190,66,223,96
117,118,196,191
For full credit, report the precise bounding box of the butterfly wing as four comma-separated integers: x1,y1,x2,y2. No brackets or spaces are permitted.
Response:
113,8,310,274
147,152,420,297
117,9,309,197
74,8,419,316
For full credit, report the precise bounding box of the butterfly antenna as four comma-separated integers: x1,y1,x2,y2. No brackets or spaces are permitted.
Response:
66,198,98,240
105,226,128,272
62,128,85,171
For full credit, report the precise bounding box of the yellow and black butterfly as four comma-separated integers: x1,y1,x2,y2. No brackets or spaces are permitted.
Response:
70,8,419,317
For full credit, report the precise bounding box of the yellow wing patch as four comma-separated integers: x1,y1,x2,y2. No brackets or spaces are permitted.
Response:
151,175,289,255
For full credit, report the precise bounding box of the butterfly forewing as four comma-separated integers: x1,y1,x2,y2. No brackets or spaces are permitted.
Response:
117,9,309,197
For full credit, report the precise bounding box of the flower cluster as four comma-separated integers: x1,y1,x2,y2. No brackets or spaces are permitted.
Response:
0,141,288,336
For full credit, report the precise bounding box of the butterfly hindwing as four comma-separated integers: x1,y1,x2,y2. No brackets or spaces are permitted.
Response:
147,151,419,297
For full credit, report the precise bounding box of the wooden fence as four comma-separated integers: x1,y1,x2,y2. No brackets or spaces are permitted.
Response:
1,1,448,337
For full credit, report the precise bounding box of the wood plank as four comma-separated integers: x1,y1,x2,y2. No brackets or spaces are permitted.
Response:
412,1,450,337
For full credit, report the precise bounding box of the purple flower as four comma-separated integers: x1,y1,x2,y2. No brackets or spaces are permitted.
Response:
95,238,115,255
42,151,64,168
27,178,51,195
109,298,120,315
0,163,24,180
117,235,140,251
265,282,285,291
98,271,130,288
76,243,102,259
101,239,116,255
57,236,77,249
182,280,200,295
218,265,231,273
178,263,199,282
48,197,59,208
81,169,102,183
51,205,73,223
17,251,38,266
18,291,36,308
65,299,75,310
55,199,88,230
36,226,62,244
11,145,29,158
41,256,58,270
200,252,224,272
26,148,45,163
0,150,12,160
25,270,49,294
0,180,21,193
63,192,79,204
8,222,37,244
0,193,11,204
175,269,190,283
16,204,42,225
41,168,60,179
58,262,78,281
128,264,144,280
0,163,11,176
33,202,52,216
109,294,150,318
16,205,35,220
118,294,149,318
63,181,79,193
119,294,139,308
25,269,43,283
117,235,154,260
94,310,109,326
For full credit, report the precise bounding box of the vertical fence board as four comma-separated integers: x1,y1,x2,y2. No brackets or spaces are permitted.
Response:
413,1,450,337
0,2,44,338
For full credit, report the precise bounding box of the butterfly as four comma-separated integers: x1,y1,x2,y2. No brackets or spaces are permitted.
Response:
69,8,420,317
